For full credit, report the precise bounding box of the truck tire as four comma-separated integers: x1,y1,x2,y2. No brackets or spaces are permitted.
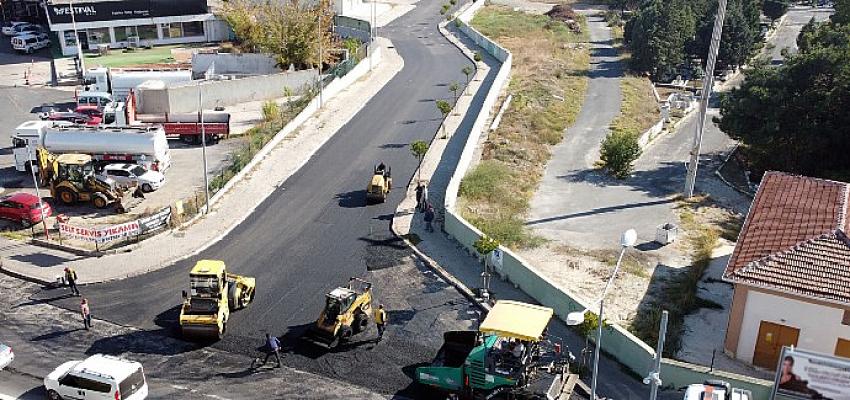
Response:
181,135,194,144
56,188,77,205
46,389,62,400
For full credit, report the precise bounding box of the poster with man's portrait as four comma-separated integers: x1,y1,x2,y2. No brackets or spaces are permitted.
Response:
772,347,850,400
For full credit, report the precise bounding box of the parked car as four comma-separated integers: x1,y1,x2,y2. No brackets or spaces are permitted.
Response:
11,32,50,54
7,23,41,37
41,106,104,125
0,192,52,227
99,163,165,192
0,342,13,370
684,380,752,400
44,354,148,400
2,21,29,36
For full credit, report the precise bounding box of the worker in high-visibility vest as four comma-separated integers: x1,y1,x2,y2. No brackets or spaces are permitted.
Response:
374,304,387,342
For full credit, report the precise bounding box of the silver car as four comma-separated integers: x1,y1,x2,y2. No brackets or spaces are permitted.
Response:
0,342,14,370
99,163,165,193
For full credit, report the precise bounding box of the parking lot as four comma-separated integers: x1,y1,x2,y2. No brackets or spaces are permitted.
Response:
0,37,246,235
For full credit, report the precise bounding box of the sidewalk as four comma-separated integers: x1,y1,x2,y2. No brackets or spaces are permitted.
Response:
0,37,403,285
391,16,676,400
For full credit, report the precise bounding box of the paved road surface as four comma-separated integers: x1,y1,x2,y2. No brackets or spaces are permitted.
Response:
0,370,43,400
767,5,834,64
33,0,490,397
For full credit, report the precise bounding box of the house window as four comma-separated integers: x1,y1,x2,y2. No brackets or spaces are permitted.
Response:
843,310,850,325
136,24,157,40
182,21,204,37
86,27,110,45
163,23,183,38
63,31,77,47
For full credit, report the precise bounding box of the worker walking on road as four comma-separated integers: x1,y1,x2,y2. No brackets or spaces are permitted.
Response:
415,183,425,212
424,203,435,233
263,333,282,368
375,304,388,342
80,298,92,330
64,267,80,296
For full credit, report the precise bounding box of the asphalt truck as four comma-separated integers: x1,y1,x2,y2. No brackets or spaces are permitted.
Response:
12,120,171,173
102,91,230,145
416,300,574,399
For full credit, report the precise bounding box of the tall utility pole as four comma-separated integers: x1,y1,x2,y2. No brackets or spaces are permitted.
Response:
27,147,50,239
198,83,210,213
684,0,728,198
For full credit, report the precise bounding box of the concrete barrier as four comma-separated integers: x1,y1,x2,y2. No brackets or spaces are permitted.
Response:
192,53,280,77
137,69,318,114
439,3,774,397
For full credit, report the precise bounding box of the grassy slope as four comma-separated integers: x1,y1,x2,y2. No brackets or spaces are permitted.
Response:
610,75,661,138
459,6,590,248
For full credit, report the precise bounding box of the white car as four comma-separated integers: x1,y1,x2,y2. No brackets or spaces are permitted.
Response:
684,380,752,400
2,21,30,36
99,163,165,193
0,342,13,370
44,354,148,400
11,32,50,54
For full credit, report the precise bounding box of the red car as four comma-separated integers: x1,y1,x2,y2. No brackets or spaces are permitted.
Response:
0,192,52,227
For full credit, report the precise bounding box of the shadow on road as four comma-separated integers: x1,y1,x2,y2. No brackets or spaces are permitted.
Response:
85,306,204,356
32,328,84,341
395,362,435,399
336,190,368,208
525,198,677,226
9,253,80,268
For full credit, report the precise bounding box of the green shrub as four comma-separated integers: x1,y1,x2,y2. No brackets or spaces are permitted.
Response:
599,131,641,178
261,100,280,122
474,51,483,62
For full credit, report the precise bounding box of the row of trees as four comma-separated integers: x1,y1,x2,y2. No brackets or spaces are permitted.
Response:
222,0,335,70
624,0,769,80
718,0,850,180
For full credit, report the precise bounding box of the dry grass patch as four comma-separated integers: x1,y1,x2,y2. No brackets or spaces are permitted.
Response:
629,195,742,355
459,6,590,249
610,75,660,138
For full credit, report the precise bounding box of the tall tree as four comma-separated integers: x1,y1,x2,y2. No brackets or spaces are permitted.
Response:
626,0,696,80
763,0,790,23
692,0,761,71
718,22,850,179
832,0,850,25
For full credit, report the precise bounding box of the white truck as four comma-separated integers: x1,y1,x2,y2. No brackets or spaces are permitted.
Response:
84,67,192,102
12,120,171,173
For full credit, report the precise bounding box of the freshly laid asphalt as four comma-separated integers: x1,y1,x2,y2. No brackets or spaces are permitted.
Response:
35,0,491,397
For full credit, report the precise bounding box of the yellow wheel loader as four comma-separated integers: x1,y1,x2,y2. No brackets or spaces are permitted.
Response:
366,163,392,204
179,260,256,340
36,147,142,213
303,277,373,348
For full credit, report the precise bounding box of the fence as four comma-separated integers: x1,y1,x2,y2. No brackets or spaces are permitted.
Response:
439,2,774,397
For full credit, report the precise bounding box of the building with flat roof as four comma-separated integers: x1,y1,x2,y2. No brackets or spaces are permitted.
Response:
44,0,230,56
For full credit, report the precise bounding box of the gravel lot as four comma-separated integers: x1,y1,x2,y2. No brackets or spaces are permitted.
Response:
0,40,245,232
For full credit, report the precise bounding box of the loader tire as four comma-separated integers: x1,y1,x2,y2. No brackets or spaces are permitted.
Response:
353,312,368,334
92,195,108,209
57,188,77,205
338,326,353,343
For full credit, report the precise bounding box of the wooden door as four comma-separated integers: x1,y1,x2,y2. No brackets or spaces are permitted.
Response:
835,338,850,359
753,321,800,369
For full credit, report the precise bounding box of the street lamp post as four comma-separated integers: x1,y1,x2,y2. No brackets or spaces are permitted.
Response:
26,147,50,240
644,310,669,400
683,0,728,198
68,0,85,74
566,229,637,400
198,83,210,213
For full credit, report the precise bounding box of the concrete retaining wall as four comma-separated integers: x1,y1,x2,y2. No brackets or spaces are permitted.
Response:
440,3,774,397
192,53,280,77
138,69,318,114
637,119,664,148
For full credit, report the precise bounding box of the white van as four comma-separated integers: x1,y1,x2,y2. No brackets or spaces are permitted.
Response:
11,32,50,54
44,354,148,400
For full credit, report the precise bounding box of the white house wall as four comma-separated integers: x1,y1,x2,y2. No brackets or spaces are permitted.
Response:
737,289,850,363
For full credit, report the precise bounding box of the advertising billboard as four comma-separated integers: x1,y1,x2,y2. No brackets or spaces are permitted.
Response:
46,0,208,24
772,347,850,400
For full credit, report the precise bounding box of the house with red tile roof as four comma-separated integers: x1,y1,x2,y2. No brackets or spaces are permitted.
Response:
723,171,850,369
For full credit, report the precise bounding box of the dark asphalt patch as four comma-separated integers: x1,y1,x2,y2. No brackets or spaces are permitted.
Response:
361,233,411,271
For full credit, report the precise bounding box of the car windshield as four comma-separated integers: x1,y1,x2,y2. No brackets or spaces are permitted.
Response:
130,166,147,176
30,202,42,210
